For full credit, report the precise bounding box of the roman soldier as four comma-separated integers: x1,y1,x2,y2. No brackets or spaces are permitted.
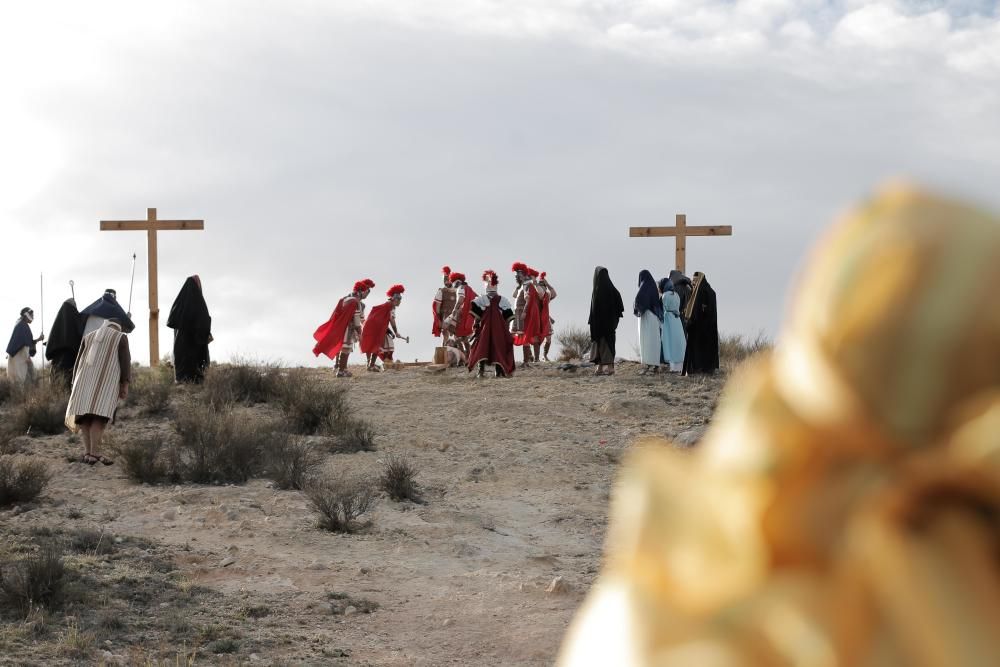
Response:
312,279,374,378
537,271,557,361
468,270,515,378
447,271,477,357
432,265,457,338
361,284,406,372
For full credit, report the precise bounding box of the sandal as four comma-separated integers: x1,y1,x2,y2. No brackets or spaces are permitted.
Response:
82,453,99,465
95,455,114,466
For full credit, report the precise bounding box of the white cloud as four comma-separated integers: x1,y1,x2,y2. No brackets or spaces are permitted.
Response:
2,0,998,366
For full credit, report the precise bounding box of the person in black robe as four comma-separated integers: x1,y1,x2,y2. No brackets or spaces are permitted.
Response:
166,275,213,383
45,298,84,387
668,270,694,331
588,266,624,376
681,271,720,375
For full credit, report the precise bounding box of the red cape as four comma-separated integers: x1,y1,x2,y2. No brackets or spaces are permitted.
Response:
360,302,393,358
468,294,515,376
431,298,443,337
455,285,478,337
312,296,357,359
517,286,544,345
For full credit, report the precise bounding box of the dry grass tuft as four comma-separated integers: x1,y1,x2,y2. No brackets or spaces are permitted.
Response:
202,357,283,407
267,436,323,491
306,473,376,532
719,331,773,369
334,419,377,453
0,456,51,507
379,454,421,502
9,381,68,437
279,370,349,435
128,366,175,415
174,404,281,484
0,544,66,617
109,434,176,485
0,373,12,405
556,325,591,361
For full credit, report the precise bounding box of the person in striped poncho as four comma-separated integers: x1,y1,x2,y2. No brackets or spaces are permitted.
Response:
64,319,131,465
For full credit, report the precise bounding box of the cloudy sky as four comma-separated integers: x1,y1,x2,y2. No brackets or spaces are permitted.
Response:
3,0,999,366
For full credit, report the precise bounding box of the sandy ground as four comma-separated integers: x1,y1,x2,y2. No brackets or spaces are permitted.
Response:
0,361,725,665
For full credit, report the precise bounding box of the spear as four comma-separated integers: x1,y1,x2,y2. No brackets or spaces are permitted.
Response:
39,273,45,373
127,252,137,317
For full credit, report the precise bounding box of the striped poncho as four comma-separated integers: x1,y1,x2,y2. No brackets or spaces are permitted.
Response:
64,322,128,431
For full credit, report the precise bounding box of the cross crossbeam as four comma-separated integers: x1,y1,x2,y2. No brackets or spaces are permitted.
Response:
629,214,732,274
100,208,204,366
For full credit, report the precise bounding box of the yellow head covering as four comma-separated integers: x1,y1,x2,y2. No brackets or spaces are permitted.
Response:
559,186,1000,667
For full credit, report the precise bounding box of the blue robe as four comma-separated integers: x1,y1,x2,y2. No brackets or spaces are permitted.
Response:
660,291,686,369
6,320,36,357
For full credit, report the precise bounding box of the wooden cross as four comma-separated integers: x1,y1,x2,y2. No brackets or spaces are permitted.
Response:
100,208,204,366
629,214,732,275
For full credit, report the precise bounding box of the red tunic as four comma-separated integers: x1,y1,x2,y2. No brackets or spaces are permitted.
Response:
539,293,552,339
312,296,358,359
431,300,442,337
360,302,393,358
468,294,515,376
518,286,544,346
455,285,478,337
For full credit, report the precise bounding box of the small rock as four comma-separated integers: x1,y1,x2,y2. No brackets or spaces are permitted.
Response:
226,510,240,521
674,428,706,448
546,576,570,594
249,654,260,662
442,618,455,627
114,536,124,544
307,561,327,571
161,509,177,521
437,442,451,452
344,605,358,616
220,557,236,568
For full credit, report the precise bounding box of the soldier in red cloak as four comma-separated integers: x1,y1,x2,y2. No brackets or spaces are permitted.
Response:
361,284,406,372
468,270,515,378
447,271,477,357
431,265,454,338
312,278,374,377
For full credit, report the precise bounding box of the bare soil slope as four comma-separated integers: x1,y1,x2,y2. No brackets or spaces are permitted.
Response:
1,363,724,665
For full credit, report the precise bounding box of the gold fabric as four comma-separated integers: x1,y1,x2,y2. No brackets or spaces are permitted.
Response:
558,186,1000,667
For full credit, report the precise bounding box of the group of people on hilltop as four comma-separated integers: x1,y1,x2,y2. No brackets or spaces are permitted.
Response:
4,278,214,466
589,266,719,377
312,262,557,378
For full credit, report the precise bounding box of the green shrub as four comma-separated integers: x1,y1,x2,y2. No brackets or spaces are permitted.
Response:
334,419,377,453
129,367,174,415
9,382,68,436
173,404,281,484
109,434,176,485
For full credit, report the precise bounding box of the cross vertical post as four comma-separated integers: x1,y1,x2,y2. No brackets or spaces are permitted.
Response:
100,208,204,366
675,214,686,274
147,208,159,366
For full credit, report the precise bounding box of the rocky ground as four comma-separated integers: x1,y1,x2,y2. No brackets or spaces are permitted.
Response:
0,361,725,666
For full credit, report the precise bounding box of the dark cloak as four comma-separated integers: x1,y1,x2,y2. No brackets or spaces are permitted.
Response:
45,299,83,374
167,276,212,383
588,267,624,341
468,294,516,377
634,270,664,320
669,270,693,319
682,275,720,375
81,293,136,333
6,319,36,357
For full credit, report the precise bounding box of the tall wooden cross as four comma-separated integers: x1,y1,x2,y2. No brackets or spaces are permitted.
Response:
100,208,204,367
629,214,732,275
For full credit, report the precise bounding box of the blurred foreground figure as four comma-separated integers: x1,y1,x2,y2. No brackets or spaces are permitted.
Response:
558,186,1000,667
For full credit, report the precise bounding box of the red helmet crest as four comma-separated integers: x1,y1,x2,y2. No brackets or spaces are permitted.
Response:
386,284,405,298
449,272,466,284
511,262,529,274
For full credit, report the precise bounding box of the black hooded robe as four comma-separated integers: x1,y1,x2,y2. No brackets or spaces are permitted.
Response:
588,267,624,365
45,299,84,384
682,276,720,375
167,277,212,383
